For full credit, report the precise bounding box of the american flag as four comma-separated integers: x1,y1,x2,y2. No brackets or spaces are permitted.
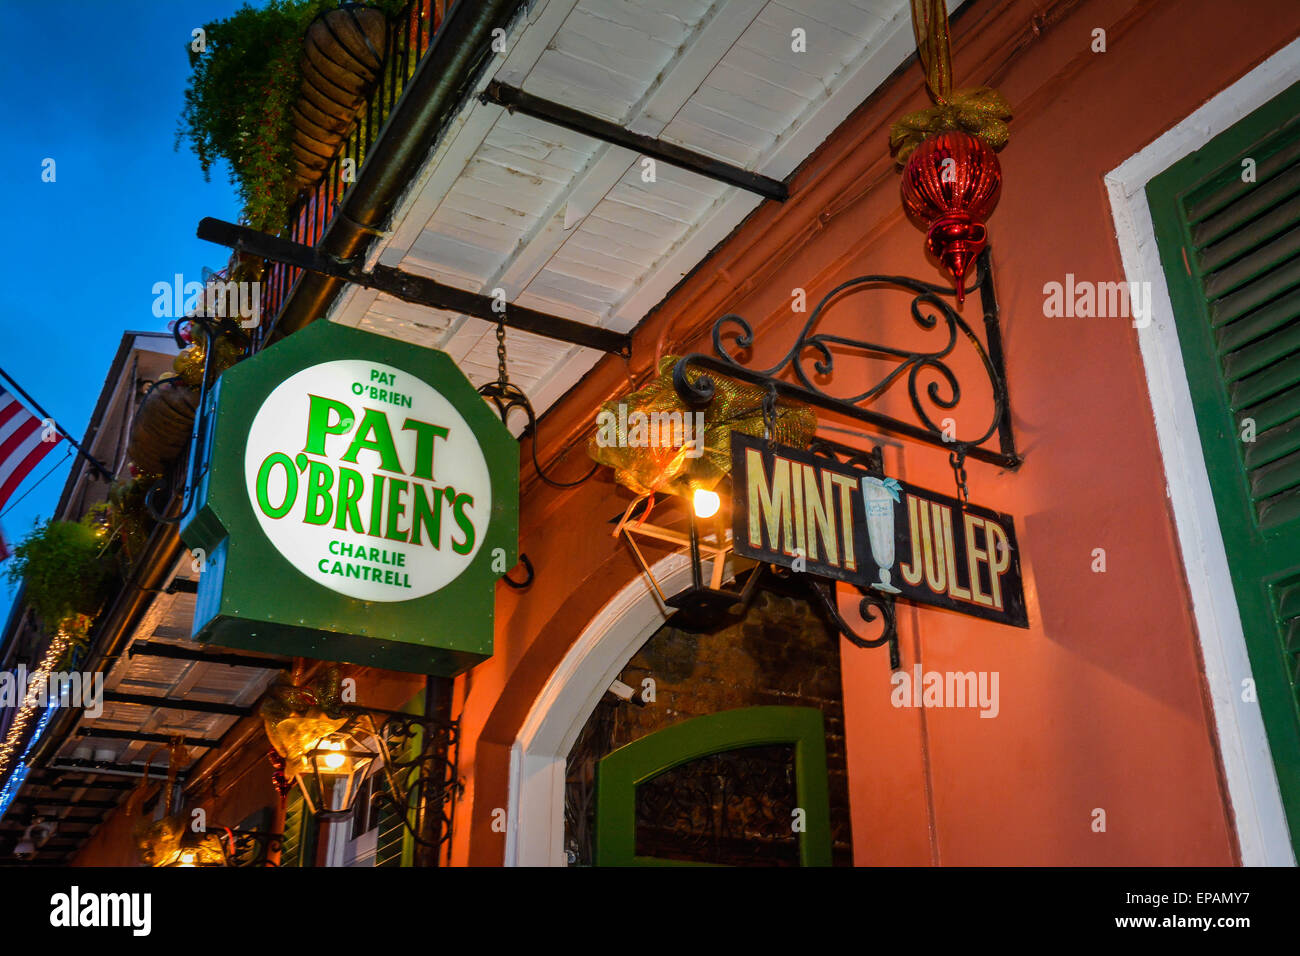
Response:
0,384,65,559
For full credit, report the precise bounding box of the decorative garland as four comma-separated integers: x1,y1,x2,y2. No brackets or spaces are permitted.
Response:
0,632,70,785
258,665,350,779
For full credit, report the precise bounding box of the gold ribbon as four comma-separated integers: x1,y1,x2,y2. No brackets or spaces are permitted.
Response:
173,323,243,388
258,666,350,777
890,0,1012,165
587,356,816,498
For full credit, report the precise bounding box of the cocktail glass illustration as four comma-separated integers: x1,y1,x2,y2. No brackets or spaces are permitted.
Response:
861,476,903,593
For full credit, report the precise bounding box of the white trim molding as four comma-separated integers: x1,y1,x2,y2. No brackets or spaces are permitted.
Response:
1106,37,1300,866
505,552,712,866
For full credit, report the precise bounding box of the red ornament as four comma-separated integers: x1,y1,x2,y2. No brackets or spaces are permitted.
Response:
900,131,1002,304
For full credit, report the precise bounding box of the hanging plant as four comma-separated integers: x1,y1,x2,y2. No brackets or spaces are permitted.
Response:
85,476,160,567
177,1,406,233
4,518,113,642
291,5,390,189
125,377,201,477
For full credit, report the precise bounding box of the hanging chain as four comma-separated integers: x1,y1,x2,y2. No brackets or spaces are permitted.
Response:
480,314,599,490
495,317,510,385
949,448,970,507
761,383,778,444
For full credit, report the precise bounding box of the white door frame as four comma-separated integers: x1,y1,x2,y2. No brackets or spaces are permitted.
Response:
1106,37,1300,866
505,552,709,866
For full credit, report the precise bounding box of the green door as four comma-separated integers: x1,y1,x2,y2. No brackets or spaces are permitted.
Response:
593,706,833,866
1148,79,1300,851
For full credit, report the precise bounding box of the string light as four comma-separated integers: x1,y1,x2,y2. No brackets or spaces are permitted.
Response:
0,632,71,787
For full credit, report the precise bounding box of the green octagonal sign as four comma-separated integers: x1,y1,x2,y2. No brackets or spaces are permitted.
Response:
181,320,518,675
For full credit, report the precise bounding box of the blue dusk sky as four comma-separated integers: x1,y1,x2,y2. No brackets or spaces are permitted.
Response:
0,0,249,626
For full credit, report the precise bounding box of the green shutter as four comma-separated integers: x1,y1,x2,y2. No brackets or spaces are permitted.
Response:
372,778,410,867
373,696,424,867
1148,78,1300,852
280,788,317,867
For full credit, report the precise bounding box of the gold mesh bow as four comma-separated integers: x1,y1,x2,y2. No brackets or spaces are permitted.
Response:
889,0,1012,164
588,356,816,497
259,666,349,777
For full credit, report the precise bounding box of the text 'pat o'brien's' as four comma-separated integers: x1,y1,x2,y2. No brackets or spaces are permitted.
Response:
253,393,479,555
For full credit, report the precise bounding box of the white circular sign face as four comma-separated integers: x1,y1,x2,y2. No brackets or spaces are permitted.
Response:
244,359,491,602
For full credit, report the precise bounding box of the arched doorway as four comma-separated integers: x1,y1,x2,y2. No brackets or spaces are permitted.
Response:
506,553,854,866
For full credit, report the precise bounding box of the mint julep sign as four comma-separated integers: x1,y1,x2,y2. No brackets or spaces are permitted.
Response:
730,433,1027,628
181,320,518,675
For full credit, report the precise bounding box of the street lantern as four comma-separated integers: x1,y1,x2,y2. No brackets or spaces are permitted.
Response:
158,831,227,867
612,482,765,631
293,724,382,821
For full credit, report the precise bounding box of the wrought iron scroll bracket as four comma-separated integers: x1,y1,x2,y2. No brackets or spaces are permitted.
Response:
767,565,901,671
224,828,284,867
369,711,461,855
671,248,1020,470
811,582,901,671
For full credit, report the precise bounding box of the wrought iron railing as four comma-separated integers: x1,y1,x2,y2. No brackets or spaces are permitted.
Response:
259,0,451,340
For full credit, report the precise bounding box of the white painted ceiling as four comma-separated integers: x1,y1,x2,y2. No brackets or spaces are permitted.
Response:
54,572,283,773
330,0,937,419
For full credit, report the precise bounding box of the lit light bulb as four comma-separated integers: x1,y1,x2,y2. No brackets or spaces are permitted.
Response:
321,740,346,771
179,851,196,867
693,488,721,519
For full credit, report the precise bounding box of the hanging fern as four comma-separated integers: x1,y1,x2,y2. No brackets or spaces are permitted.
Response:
176,0,409,233
5,518,112,636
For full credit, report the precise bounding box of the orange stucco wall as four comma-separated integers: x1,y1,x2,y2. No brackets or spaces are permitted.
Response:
451,0,1300,866
68,0,1300,868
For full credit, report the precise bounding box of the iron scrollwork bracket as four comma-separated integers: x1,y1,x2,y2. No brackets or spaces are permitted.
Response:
225,828,284,867
671,247,1020,470
763,441,901,668
811,580,901,671
369,711,461,853
764,563,901,670
804,438,900,668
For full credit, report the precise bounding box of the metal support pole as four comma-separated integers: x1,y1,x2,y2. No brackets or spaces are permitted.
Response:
197,218,631,357
687,509,704,593
413,675,454,866
481,81,789,201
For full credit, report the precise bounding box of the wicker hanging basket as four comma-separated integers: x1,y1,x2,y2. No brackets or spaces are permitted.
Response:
126,379,200,476
291,4,388,191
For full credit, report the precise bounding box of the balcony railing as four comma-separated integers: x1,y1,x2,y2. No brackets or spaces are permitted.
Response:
258,0,451,343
